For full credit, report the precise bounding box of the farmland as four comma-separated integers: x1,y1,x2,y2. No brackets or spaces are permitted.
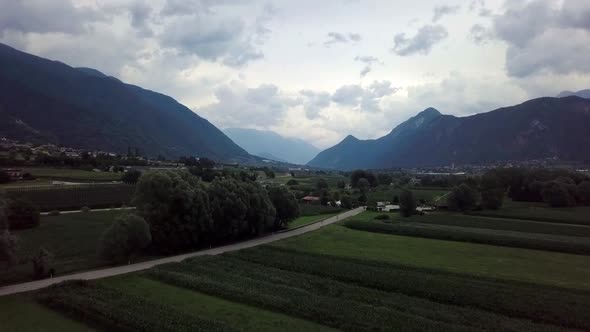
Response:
20,167,122,182
0,210,132,285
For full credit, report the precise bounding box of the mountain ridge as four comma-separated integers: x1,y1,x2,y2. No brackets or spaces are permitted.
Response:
0,43,249,161
308,96,590,169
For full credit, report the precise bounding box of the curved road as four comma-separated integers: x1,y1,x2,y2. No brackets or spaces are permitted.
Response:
0,207,365,297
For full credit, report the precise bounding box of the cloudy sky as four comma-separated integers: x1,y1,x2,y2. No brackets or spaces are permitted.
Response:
1,0,589,149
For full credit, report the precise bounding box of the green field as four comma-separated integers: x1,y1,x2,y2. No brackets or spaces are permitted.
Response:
467,200,590,225
273,224,590,289
21,167,122,182
0,210,131,285
288,213,339,228
366,186,449,205
5,200,590,331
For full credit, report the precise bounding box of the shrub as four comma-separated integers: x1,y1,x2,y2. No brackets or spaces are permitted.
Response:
80,206,91,213
7,198,40,229
542,181,576,208
286,179,299,186
99,214,151,264
121,169,142,184
0,171,11,184
374,214,390,220
578,181,590,206
448,184,479,211
31,247,52,279
399,189,416,217
0,230,18,269
480,174,504,210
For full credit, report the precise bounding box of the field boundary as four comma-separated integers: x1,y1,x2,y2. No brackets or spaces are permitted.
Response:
0,207,365,297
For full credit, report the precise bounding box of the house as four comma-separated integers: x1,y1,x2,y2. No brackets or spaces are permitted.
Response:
302,196,320,204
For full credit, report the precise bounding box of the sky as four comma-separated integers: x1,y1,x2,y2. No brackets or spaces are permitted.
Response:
1,0,589,149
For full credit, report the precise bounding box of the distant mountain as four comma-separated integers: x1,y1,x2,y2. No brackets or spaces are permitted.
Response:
223,128,320,165
308,97,590,170
256,152,287,163
557,89,590,99
0,43,249,161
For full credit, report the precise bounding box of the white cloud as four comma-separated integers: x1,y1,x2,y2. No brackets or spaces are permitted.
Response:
392,24,449,56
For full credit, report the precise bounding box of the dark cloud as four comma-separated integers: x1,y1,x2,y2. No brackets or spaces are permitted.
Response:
128,1,154,37
0,0,105,35
331,81,399,112
332,85,365,106
324,32,362,47
392,24,448,56
354,55,382,78
300,90,331,119
468,0,492,17
469,24,491,45
432,5,460,22
493,0,590,77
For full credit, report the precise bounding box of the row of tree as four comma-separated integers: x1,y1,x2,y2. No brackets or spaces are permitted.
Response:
126,171,300,255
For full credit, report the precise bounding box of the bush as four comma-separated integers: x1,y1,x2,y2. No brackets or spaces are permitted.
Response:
578,181,590,206
542,181,576,208
99,214,151,264
0,230,18,269
31,247,52,279
80,206,91,213
121,169,142,184
399,189,416,217
48,210,61,216
286,179,299,186
7,198,40,229
448,184,479,211
0,171,10,184
374,214,390,220
480,174,504,210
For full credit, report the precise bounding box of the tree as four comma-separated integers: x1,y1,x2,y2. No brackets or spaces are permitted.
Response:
337,180,346,189
316,178,329,190
448,184,479,211
357,193,368,205
392,195,399,204
378,173,393,186
7,198,40,230
243,182,276,235
340,195,353,209
542,181,576,208
357,178,370,193
31,247,52,279
122,169,142,184
268,186,299,229
350,170,378,188
134,171,211,253
208,178,249,241
480,174,504,210
399,189,416,217
577,181,590,206
287,179,299,186
0,195,17,269
99,214,151,264
263,168,276,179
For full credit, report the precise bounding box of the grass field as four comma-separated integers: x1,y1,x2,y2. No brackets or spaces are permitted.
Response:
21,167,122,182
366,186,449,205
288,213,339,228
0,210,129,285
468,200,590,225
273,224,590,289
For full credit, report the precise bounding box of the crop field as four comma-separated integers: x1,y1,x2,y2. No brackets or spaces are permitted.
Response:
21,167,122,182
288,213,340,228
5,183,135,211
6,205,590,331
366,186,449,205
467,200,590,225
0,210,130,286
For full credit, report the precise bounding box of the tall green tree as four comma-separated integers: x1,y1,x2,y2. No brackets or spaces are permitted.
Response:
134,171,211,253
480,174,505,210
399,189,416,217
268,186,299,229
243,182,276,235
448,184,479,211
208,178,249,241
99,214,151,264
0,194,17,269
316,178,329,190
577,181,590,206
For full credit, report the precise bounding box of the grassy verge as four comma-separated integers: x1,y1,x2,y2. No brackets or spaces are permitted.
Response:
272,225,590,289
0,210,130,285
343,219,590,255
468,200,590,225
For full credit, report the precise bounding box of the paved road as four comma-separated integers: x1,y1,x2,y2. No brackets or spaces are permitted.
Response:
0,207,365,297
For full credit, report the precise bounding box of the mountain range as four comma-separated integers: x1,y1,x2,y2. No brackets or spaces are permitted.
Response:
0,43,248,161
308,97,590,170
557,89,590,99
223,128,319,165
